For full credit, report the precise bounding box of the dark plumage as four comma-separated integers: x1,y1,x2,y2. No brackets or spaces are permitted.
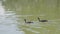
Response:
38,17,48,22
24,19,33,24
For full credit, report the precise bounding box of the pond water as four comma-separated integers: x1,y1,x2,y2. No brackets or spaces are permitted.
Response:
0,0,60,34
0,1,25,34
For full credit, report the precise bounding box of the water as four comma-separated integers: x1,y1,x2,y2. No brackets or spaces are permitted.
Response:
0,1,25,34
0,0,60,34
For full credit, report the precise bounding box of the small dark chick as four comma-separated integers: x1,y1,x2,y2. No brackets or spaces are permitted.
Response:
24,19,33,24
38,17,48,22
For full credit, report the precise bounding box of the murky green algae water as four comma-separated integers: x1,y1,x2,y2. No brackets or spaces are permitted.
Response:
0,0,60,34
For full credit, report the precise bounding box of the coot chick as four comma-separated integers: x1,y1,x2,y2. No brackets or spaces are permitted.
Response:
38,17,48,22
24,19,33,24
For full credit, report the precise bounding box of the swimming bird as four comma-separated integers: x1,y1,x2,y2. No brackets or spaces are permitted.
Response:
38,17,48,22
24,19,33,24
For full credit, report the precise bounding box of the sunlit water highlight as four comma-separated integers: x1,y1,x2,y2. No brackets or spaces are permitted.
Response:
0,1,25,34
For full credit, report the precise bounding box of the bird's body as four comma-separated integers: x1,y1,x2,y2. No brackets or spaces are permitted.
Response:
26,22,33,24
38,17,48,22
24,19,33,24
39,20,48,22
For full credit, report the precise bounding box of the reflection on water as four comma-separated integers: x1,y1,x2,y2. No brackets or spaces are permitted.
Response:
0,1,25,34
0,1,5,15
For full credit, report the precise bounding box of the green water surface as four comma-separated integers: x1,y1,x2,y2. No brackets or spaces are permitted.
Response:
2,0,60,34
